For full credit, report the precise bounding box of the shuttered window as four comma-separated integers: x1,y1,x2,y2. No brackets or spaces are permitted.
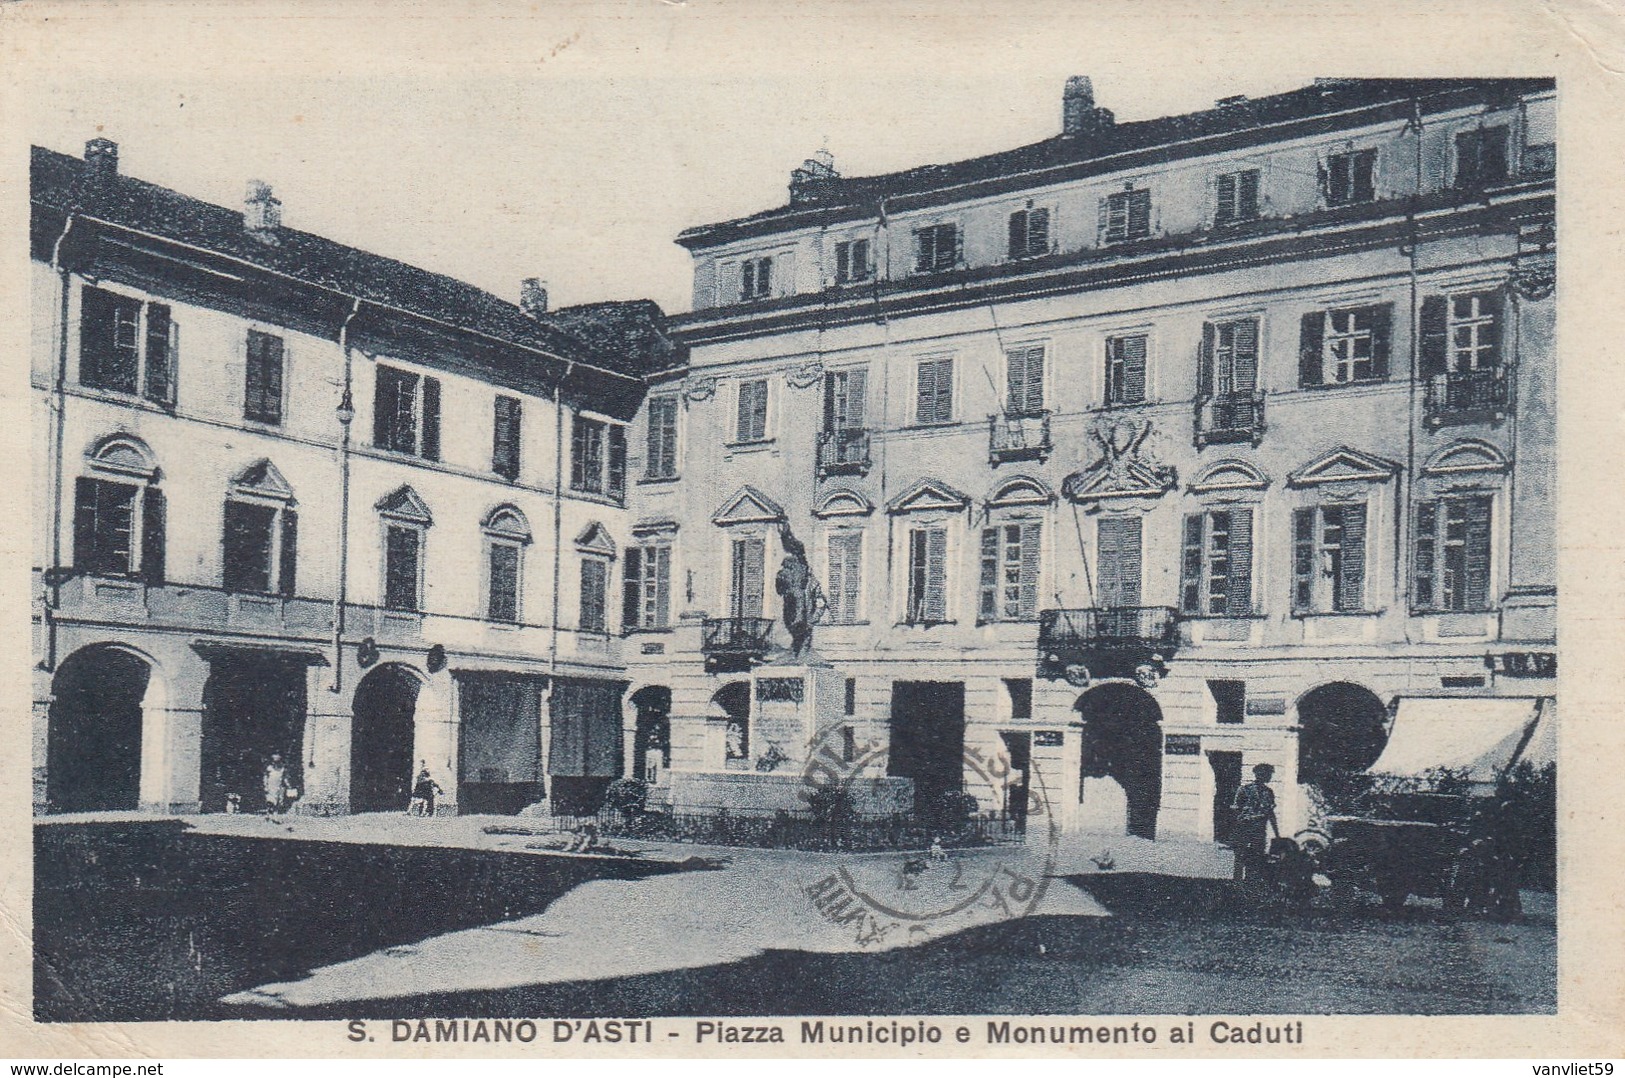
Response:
571,415,604,493
1292,504,1367,613
823,368,867,432
1200,318,1258,397
1105,334,1148,405
907,526,949,624
607,425,626,501
1323,149,1377,205
913,223,959,273
73,477,137,577
644,396,679,479
825,531,864,623
1100,188,1152,243
492,395,522,480
244,330,285,424
487,542,520,623
1414,495,1493,612
1299,305,1393,386
1215,169,1260,225
915,357,954,425
740,256,773,299
622,543,672,630
1454,126,1509,189
1008,207,1051,259
835,238,871,283
736,379,769,442
1005,346,1045,415
729,537,766,619
979,522,1040,623
79,286,176,405
384,524,422,612
1096,516,1143,608
579,558,609,633
373,366,440,459
1179,509,1254,617
1421,291,1504,377
223,500,278,594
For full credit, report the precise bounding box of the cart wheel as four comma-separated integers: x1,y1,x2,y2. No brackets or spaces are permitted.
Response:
1292,829,1330,856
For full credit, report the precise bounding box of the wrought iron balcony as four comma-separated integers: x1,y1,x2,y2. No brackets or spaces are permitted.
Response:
1195,391,1266,447
817,427,871,477
1425,365,1512,427
1037,606,1181,682
701,616,775,672
988,410,1053,463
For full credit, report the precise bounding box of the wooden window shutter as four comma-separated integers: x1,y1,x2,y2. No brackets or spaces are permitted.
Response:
1413,500,1438,610
78,285,116,390
72,478,96,572
653,546,671,628
1226,507,1253,615
1232,320,1258,393
1096,196,1110,245
1028,208,1050,254
1198,323,1216,397
1128,189,1152,237
1291,508,1315,612
826,535,847,622
1419,296,1449,376
732,537,764,619
1122,336,1147,404
1464,495,1493,609
1338,502,1367,612
1008,211,1026,259
1179,513,1204,614
279,507,298,597
978,527,999,621
1018,521,1041,620
1478,290,1505,367
908,529,927,621
580,559,607,632
419,376,441,460
570,416,589,489
925,527,948,622
1298,311,1325,387
659,398,678,474
622,547,642,628
1368,303,1394,380
1239,170,1260,218
845,368,867,428
841,534,861,623
372,368,394,449
144,303,175,405
607,425,627,500
140,487,166,585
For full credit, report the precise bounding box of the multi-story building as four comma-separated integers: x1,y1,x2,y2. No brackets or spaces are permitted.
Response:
630,77,1557,840
30,140,674,817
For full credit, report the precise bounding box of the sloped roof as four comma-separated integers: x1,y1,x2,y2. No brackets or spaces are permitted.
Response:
677,78,1555,249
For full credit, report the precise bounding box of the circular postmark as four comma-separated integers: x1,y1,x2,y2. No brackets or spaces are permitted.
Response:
795,721,1062,949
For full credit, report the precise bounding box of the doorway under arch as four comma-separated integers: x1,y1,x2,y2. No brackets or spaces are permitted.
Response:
199,654,308,813
47,645,152,812
351,663,421,813
1296,681,1389,788
631,685,672,783
1075,682,1165,839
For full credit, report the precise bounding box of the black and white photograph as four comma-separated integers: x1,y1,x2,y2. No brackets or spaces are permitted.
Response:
3,0,1621,1063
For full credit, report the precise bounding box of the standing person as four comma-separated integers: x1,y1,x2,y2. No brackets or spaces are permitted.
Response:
1231,763,1280,883
263,753,289,816
411,763,443,818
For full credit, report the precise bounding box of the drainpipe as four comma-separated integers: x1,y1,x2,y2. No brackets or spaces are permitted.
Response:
44,214,77,674
329,298,363,691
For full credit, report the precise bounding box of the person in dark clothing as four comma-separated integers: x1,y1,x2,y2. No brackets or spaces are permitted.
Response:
1231,763,1279,883
410,763,443,818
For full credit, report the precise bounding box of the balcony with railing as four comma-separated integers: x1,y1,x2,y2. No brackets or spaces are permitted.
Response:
1036,606,1181,681
701,616,775,673
817,428,871,477
1425,365,1513,427
988,410,1053,464
1194,391,1266,447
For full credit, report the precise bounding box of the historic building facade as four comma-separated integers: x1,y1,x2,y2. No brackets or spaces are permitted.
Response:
627,77,1557,839
30,141,671,816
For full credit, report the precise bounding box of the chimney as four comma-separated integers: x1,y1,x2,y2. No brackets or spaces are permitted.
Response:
520,278,549,317
788,147,840,206
84,138,119,183
244,180,282,235
1062,76,1114,139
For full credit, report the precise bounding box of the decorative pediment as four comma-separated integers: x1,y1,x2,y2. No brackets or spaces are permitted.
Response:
1189,459,1269,494
1287,447,1400,487
575,521,616,557
813,487,874,519
1062,418,1177,503
484,503,532,541
887,478,971,515
375,485,433,525
987,474,1056,509
231,459,294,501
86,432,158,480
712,485,786,526
1423,439,1510,478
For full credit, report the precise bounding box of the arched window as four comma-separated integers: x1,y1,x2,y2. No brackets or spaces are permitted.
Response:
575,522,616,635
74,434,164,582
222,460,297,596
481,504,531,623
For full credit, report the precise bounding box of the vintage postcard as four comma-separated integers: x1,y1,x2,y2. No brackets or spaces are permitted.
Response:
1,0,1622,1061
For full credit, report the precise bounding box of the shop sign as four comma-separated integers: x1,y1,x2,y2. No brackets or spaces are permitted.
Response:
1033,730,1063,748
1486,651,1557,678
1165,734,1202,756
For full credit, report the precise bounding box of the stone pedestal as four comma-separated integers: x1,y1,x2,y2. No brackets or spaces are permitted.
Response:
748,654,846,772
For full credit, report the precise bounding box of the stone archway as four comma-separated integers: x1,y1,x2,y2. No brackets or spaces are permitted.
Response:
631,685,672,783
1075,682,1165,839
1296,681,1389,789
350,663,422,813
47,645,153,812
199,653,308,813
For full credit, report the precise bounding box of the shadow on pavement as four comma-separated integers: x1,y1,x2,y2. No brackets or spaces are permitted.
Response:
34,820,688,1022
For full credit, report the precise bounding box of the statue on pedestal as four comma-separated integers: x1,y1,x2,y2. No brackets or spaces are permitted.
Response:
775,522,826,659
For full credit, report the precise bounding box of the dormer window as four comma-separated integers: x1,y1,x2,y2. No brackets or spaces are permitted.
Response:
1454,127,1510,189
1322,149,1377,206
1007,207,1051,259
740,256,773,300
1100,187,1152,244
1215,169,1260,225
913,223,959,274
834,238,871,283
